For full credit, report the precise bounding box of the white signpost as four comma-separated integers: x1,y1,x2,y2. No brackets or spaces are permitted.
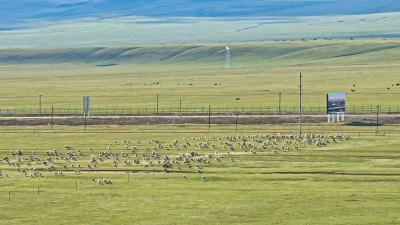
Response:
83,96,90,118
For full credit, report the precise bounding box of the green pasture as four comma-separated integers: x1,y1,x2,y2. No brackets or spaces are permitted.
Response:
1,123,400,224
1,12,400,48
0,38,400,112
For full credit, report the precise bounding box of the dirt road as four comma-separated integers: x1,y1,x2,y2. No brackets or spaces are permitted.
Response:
0,114,399,126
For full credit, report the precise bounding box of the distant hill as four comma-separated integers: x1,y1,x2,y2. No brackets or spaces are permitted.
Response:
1,39,399,67
2,0,400,30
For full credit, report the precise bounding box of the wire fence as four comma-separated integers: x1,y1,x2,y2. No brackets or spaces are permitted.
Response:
0,105,398,115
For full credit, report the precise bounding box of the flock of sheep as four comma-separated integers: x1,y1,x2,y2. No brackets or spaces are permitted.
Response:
0,133,350,183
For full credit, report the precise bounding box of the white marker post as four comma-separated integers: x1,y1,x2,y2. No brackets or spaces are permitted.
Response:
83,96,90,118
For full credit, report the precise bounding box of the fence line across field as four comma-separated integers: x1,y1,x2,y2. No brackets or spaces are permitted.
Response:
0,105,400,115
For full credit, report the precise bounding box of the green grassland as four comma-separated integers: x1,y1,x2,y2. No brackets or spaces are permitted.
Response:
0,38,400,112
1,36,400,224
1,123,400,224
1,12,400,48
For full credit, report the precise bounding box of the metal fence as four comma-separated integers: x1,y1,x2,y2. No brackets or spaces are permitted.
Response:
0,105,398,115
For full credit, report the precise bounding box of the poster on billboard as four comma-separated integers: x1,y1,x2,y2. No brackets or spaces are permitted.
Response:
327,93,345,114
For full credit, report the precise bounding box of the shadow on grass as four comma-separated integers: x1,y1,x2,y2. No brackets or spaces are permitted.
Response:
345,122,383,126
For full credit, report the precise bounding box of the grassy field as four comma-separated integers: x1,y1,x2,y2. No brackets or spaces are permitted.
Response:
0,38,400,112
1,38,400,223
1,11,400,48
0,123,400,224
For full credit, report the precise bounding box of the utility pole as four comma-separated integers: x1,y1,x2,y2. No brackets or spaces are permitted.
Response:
179,98,182,114
51,106,54,130
156,94,159,114
376,104,379,130
179,98,182,124
299,73,303,135
208,105,211,129
236,110,238,131
39,95,42,114
278,92,282,113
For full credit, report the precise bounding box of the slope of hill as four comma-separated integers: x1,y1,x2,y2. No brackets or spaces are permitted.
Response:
1,39,399,67
2,0,400,30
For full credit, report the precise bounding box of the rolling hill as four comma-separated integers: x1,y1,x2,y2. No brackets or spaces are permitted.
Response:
1,39,399,67
1,0,400,47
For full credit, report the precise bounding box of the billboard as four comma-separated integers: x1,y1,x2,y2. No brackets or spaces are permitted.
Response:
327,93,345,114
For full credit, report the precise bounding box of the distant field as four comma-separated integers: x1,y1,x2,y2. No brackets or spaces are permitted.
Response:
1,12,400,48
0,38,399,113
0,123,400,224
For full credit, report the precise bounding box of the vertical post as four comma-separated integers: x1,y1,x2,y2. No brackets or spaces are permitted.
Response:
38,186,40,196
157,94,159,114
84,112,87,131
208,105,211,130
376,104,379,130
128,172,130,182
278,92,281,113
299,73,302,135
179,98,182,114
39,95,42,114
51,106,54,130
76,180,78,190
236,110,238,131
226,42,231,69
179,98,182,124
